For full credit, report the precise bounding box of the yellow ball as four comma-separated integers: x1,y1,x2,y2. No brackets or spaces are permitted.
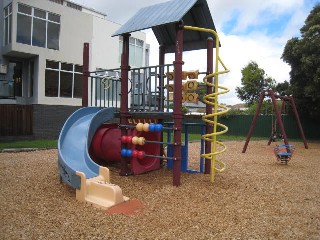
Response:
143,123,149,132
136,123,144,131
138,137,146,145
132,136,139,145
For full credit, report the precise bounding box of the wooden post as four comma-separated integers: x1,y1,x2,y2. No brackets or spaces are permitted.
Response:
82,42,89,107
159,44,166,112
242,91,266,153
205,37,214,174
289,96,308,149
159,45,166,158
172,22,184,186
120,33,131,176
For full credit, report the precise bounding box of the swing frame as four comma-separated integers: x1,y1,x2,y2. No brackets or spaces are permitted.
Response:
242,89,308,153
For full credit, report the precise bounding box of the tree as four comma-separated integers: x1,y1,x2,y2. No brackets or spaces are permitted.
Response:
281,4,320,119
275,80,291,96
195,83,207,102
245,100,283,115
236,61,275,106
246,100,270,115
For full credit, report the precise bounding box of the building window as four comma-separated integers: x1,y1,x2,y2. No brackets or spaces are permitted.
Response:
3,3,12,45
17,3,60,50
45,60,83,98
66,2,82,11
119,36,144,67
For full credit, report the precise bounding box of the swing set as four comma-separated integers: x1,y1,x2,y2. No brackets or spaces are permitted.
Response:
242,88,308,163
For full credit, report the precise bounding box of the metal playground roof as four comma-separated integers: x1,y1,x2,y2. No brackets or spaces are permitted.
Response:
112,0,219,53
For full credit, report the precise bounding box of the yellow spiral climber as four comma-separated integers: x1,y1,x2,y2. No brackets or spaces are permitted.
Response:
184,26,230,183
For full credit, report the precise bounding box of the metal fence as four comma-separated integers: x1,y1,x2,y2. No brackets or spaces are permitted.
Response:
178,115,320,140
90,68,121,109
90,64,174,113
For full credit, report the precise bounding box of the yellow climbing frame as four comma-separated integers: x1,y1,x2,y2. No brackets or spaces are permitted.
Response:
184,25,230,183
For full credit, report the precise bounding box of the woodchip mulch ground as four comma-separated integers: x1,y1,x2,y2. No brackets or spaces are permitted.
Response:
1,140,319,240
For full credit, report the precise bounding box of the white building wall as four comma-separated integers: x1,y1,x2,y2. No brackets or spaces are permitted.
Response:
91,18,120,70
1,0,147,106
91,18,147,70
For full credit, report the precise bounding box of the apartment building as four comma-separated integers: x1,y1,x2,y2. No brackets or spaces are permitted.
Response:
0,0,149,138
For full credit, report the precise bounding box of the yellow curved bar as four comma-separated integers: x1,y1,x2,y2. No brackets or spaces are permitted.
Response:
184,25,230,183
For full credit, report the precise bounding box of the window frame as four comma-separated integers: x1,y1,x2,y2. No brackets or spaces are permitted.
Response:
119,36,144,67
3,3,12,45
45,60,83,99
17,3,60,50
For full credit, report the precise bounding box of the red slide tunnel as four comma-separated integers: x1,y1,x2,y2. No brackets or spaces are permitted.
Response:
90,123,161,175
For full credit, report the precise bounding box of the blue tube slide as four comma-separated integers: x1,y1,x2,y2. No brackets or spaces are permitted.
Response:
58,107,114,189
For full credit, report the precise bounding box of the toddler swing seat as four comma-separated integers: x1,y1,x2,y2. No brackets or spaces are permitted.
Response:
274,144,295,164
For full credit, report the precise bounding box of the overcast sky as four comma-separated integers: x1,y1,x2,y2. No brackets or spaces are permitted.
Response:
72,0,319,105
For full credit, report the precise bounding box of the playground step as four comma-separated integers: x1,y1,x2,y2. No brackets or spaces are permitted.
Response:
76,172,128,210
85,179,128,209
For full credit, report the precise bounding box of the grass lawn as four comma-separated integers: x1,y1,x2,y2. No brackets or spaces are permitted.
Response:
0,134,300,151
0,139,57,151
163,132,264,142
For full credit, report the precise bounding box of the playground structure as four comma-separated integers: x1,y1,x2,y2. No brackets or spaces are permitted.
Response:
58,0,230,209
242,88,308,163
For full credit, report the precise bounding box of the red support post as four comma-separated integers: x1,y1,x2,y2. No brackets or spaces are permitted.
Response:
205,37,213,174
82,42,89,107
159,44,166,112
159,45,166,158
242,91,266,153
120,33,131,176
159,45,165,64
289,96,308,149
172,22,184,186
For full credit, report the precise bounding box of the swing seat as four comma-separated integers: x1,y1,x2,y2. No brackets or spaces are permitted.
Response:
274,144,295,164
276,152,291,157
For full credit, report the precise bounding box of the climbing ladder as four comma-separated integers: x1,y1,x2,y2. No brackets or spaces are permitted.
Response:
184,26,230,182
